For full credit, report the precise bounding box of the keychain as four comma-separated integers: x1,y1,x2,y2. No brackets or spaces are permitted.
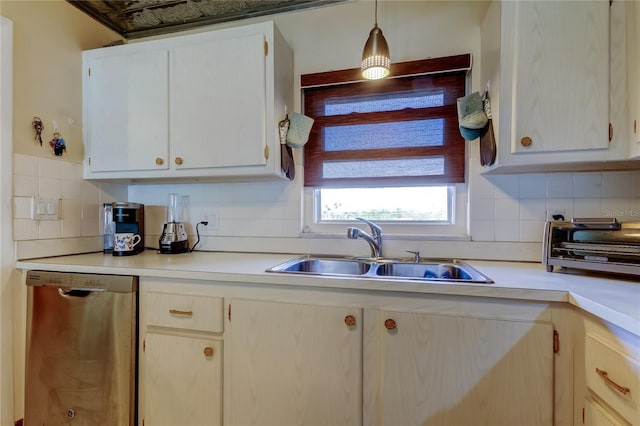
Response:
32,117,44,145
49,132,66,156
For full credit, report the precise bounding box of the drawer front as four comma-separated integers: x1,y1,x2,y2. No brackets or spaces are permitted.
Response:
146,292,224,333
584,398,622,426
585,333,639,423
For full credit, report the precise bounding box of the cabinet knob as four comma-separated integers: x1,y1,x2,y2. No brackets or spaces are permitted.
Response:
520,137,533,147
155,157,164,165
344,315,356,327
175,157,184,165
203,347,214,357
384,318,397,330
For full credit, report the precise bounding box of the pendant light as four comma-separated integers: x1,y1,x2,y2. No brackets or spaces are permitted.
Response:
361,0,390,80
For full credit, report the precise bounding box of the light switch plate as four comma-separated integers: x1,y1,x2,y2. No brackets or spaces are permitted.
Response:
31,197,60,220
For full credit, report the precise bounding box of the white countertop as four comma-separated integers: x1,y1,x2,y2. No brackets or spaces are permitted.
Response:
15,251,640,336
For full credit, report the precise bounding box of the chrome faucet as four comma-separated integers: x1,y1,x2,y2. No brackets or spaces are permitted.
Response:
347,217,383,258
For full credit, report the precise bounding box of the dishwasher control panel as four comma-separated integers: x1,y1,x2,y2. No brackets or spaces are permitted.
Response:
26,270,138,292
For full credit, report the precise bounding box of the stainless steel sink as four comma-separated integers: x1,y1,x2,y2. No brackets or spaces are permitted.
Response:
271,257,371,275
266,256,493,284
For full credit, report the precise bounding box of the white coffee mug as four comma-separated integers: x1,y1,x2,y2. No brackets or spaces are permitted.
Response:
114,233,142,252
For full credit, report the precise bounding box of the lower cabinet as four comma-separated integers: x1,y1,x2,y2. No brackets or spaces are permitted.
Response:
139,289,224,426
584,398,622,426
577,313,640,426
139,278,567,426
363,309,555,426
227,298,363,426
144,333,222,426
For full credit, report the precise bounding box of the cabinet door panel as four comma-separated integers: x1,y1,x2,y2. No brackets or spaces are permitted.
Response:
144,333,222,426
364,310,554,426
171,33,267,170
584,398,621,426
86,50,169,172
228,299,362,426
628,0,640,155
509,1,608,154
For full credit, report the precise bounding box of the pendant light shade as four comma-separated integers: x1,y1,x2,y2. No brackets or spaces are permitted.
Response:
361,0,390,80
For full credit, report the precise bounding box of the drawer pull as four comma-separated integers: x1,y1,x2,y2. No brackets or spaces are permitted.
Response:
203,347,214,357
169,309,193,317
595,368,631,395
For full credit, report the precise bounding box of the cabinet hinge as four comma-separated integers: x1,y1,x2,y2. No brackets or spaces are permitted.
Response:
553,330,559,354
264,40,269,56
264,145,269,160
228,304,232,322
609,123,613,142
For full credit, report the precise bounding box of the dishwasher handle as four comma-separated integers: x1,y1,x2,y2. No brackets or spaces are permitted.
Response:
58,288,96,298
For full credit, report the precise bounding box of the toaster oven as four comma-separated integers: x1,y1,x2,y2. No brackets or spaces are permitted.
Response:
542,218,640,277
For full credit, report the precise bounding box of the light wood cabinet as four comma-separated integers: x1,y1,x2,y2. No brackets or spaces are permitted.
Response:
143,333,222,426
481,0,639,173
83,21,292,182
139,277,570,426
584,398,622,426
227,298,363,426
140,291,225,426
575,312,640,426
363,309,555,426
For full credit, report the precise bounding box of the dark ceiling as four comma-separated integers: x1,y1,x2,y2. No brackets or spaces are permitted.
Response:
67,0,347,39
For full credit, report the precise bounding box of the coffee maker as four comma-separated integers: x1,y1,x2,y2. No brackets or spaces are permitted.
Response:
112,202,145,256
159,193,189,254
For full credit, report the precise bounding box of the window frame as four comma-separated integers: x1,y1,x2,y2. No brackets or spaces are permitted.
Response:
299,54,472,237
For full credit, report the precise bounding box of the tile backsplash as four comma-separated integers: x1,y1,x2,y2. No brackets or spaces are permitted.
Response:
13,153,640,249
469,158,640,242
12,154,127,241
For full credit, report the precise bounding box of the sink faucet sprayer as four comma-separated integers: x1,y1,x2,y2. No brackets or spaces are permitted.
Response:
347,217,383,258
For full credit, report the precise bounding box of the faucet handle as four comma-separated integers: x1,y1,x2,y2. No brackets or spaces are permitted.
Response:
405,250,421,262
355,217,382,237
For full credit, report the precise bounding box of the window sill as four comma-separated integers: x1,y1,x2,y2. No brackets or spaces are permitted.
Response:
299,232,471,242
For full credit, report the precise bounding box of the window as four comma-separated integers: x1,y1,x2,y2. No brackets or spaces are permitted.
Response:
301,54,470,234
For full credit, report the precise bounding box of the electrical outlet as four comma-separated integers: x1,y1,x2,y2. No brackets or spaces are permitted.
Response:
202,210,219,233
546,209,566,222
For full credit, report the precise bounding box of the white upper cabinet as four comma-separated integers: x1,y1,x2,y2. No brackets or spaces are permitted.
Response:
628,0,640,157
481,0,639,173
83,21,293,182
84,49,169,173
170,32,267,171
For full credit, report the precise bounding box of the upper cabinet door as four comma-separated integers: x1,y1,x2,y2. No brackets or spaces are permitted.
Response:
170,33,267,170
507,0,609,154
628,0,640,157
85,49,169,172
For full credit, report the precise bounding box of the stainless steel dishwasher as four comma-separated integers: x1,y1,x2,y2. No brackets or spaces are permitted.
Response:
25,270,138,426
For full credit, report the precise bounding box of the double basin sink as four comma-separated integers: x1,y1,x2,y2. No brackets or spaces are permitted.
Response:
267,255,493,284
